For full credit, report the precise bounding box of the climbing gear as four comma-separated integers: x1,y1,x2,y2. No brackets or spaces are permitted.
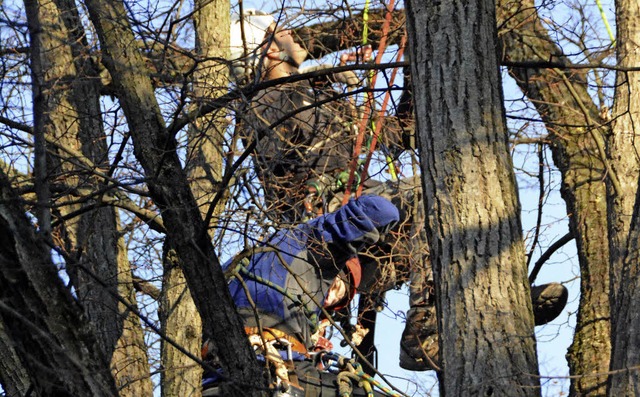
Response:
303,176,335,221
310,319,334,352
356,34,406,197
303,170,361,221
341,0,400,205
247,335,306,397
245,327,309,356
317,352,403,396
348,323,369,347
336,170,361,192
249,335,290,382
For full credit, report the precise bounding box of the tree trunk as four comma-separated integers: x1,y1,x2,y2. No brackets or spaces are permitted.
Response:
607,0,640,394
83,0,264,393
496,2,611,394
187,0,229,206
0,171,118,396
0,320,32,396
161,2,229,395
405,0,540,395
161,249,203,397
288,27,613,394
111,225,153,397
26,0,122,357
25,0,152,393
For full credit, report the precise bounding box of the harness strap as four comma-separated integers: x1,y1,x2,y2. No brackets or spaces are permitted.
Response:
345,257,362,296
246,333,307,396
245,326,309,356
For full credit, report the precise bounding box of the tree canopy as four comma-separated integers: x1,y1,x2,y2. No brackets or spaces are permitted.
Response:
1,0,639,396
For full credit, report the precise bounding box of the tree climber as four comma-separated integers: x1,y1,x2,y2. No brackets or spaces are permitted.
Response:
221,8,569,379
229,10,381,224
202,195,401,396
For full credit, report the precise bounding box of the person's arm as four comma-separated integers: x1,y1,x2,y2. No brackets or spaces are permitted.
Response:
306,195,399,255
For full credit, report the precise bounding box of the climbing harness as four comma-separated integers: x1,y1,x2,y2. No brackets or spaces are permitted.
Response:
246,327,309,356
247,334,307,397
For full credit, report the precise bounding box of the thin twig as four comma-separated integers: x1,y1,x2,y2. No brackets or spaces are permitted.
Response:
529,232,574,284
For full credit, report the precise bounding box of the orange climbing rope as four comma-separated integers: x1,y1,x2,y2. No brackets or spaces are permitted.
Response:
356,33,407,198
341,0,399,205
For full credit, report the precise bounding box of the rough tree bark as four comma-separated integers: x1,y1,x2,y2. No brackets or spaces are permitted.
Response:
24,0,153,394
607,0,640,394
0,321,32,396
111,227,153,397
0,170,118,396
187,0,229,210
25,0,123,359
297,30,612,395
160,2,229,395
496,2,612,394
82,0,264,394
161,248,203,397
405,0,540,395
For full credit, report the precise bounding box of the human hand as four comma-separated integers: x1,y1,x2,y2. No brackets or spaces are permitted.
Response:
339,45,373,66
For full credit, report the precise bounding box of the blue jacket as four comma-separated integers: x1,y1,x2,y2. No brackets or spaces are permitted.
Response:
225,195,399,348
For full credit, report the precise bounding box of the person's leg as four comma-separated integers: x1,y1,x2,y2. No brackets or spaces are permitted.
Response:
390,178,440,371
362,176,569,371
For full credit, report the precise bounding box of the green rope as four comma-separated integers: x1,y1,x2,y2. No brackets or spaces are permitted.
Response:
362,0,375,143
329,354,405,396
353,367,403,397
362,0,370,45
595,0,615,46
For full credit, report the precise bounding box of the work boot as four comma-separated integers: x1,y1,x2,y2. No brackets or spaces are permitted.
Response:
531,282,568,326
399,305,439,371
399,282,569,371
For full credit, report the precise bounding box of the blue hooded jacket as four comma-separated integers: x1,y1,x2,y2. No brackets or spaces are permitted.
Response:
225,195,399,348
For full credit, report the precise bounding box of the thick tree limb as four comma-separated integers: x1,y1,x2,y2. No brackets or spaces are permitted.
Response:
0,170,118,396
83,0,264,393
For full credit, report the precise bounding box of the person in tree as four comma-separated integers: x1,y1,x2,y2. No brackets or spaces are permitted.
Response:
230,10,378,224
223,8,569,375
202,195,400,396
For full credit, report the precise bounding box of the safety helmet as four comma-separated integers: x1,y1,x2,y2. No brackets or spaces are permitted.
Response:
229,9,275,79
